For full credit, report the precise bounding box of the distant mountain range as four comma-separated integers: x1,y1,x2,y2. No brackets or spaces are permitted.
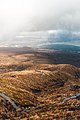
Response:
1,30,80,49
44,44,80,52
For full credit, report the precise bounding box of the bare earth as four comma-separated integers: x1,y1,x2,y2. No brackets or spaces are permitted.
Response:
0,47,80,120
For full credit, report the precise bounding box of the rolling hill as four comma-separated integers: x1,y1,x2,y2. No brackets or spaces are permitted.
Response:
0,58,80,119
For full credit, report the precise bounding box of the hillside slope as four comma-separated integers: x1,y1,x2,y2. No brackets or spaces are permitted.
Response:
0,63,80,119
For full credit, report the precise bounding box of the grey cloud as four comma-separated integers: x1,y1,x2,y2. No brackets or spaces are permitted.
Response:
0,0,80,40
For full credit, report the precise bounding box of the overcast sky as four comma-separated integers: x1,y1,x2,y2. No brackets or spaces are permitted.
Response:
0,0,80,40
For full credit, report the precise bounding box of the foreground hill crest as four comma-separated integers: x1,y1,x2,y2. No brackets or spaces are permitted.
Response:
0,52,80,119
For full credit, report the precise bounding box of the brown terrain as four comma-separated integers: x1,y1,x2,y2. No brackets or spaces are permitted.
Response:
0,47,80,120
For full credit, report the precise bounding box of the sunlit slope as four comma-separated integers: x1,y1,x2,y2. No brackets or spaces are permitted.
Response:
0,64,80,106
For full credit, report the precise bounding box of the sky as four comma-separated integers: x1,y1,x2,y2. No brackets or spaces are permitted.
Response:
0,0,80,42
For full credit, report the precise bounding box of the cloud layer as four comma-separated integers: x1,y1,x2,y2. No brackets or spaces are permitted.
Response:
0,0,80,41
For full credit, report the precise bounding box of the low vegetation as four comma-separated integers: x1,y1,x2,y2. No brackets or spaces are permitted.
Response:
0,52,80,119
